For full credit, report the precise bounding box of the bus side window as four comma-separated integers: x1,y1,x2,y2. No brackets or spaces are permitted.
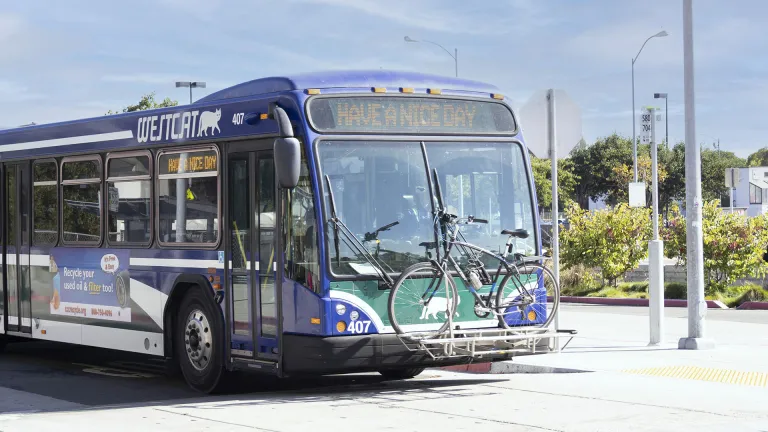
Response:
33,160,58,246
106,152,152,245
61,156,102,245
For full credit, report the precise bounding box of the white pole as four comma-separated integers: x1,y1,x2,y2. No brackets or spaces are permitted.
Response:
548,89,560,352
679,0,714,350
632,61,637,182
648,107,664,346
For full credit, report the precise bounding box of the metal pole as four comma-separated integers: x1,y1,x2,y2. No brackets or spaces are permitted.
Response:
189,87,192,104
679,0,714,350
648,107,664,346
548,89,560,352
454,48,458,77
665,97,669,149
632,61,637,182
730,186,734,213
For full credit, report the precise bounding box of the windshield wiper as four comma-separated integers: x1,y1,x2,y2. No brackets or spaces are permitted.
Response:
324,175,395,287
364,221,399,242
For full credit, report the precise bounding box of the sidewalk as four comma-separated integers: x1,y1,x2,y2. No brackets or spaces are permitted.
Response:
495,305,768,384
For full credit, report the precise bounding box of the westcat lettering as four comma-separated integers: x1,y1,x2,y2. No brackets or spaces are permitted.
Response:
137,108,222,143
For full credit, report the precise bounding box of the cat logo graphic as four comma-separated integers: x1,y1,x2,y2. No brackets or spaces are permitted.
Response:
198,108,221,137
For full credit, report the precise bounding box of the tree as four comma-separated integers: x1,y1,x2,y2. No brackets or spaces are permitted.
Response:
569,134,634,207
747,147,768,167
610,154,668,204
106,92,178,115
658,142,686,215
530,156,579,211
700,147,746,203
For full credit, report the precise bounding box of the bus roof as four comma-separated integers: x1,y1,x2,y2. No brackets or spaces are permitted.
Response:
0,70,507,160
198,70,501,103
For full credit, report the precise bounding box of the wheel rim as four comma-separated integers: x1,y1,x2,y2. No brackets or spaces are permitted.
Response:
184,309,213,371
116,277,126,307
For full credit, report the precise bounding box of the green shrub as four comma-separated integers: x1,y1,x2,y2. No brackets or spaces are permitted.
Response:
664,282,687,300
560,202,651,286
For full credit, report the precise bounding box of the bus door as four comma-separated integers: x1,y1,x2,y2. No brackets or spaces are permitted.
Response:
227,149,279,362
4,162,32,334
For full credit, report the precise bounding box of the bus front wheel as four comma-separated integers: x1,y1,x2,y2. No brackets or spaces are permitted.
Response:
175,288,226,393
378,367,425,380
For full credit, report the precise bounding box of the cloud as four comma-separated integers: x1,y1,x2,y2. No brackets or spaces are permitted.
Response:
101,73,188,85
282,0,540,35
0,80,45,103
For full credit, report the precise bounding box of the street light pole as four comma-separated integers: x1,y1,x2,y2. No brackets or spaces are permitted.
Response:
632,30,668,182
175,81,207,104
404,36,458,77
679,0,714,351
654,93,669,148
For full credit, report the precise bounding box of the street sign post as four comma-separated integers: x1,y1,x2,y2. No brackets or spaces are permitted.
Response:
647,106,664,346
725,168,740,213
519,88,582,352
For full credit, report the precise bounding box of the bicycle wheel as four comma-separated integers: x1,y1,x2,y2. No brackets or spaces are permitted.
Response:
388,261,459,339
494,261,559,330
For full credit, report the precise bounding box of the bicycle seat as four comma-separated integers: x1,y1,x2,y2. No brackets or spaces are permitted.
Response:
419,241,437,249
501,228,529,239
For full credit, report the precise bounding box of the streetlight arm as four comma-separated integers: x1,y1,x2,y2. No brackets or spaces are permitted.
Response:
419,39,456,61
633,35,655,64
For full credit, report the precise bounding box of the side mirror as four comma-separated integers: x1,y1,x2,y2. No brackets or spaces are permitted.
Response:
274,137,301,189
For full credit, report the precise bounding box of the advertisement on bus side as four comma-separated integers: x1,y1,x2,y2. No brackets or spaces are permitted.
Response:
49,249,131,322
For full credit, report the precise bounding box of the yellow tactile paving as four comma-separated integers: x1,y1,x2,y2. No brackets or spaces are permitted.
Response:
621,365,768,387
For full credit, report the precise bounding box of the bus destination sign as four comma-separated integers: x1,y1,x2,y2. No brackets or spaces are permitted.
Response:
308,96,516,134
159,150,218,176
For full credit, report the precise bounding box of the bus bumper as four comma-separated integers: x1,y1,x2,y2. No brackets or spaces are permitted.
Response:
281,333,512,375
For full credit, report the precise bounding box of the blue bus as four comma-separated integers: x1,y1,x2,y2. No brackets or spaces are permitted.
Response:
0,70,555,393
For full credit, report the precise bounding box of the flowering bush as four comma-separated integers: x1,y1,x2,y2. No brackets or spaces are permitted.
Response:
560,202,652,286
662,200,768,293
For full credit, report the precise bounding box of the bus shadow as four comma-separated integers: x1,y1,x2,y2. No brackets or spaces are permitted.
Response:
0,340,508,416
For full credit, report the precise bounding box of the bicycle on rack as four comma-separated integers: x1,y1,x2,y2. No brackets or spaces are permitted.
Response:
386,169,560,340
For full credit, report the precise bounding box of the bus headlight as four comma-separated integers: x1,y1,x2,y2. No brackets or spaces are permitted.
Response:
335,303,346,315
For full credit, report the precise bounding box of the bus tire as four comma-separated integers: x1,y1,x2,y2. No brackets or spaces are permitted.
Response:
175,287,226,394
378,367,425,380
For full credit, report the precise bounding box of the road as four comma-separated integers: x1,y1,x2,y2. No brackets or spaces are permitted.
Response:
0,304,765,431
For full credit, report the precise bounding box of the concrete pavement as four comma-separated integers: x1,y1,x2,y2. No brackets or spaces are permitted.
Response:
0,304,765,431
500,304,768,376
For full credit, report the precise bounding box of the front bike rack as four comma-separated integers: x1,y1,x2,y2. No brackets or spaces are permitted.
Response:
395,326,578,360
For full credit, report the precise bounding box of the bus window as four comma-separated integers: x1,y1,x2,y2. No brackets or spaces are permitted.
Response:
107,152,152,245
33,160,58,246
157,147,220,245
61,156,102,245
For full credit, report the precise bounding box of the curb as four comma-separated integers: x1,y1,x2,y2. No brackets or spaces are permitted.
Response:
437,361,590,374
438,363,492,373
736,301,768,310
489,361,590,374
556,296,729,309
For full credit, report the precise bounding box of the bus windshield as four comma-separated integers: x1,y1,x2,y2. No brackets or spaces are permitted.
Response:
317,140,536,277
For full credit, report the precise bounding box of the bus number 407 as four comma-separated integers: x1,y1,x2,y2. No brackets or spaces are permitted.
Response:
232,113,245,125
347,320,372,334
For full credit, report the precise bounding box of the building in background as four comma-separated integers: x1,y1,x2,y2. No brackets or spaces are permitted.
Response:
725,166,768,217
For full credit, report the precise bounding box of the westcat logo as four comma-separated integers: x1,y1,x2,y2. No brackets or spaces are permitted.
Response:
137,108,221,143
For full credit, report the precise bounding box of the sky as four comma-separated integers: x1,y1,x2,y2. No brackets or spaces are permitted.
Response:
0,0,766,158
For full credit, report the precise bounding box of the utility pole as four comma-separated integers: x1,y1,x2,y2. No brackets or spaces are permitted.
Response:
679,0,714,351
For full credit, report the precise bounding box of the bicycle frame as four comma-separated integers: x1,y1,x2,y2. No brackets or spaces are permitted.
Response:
417,215,535,318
